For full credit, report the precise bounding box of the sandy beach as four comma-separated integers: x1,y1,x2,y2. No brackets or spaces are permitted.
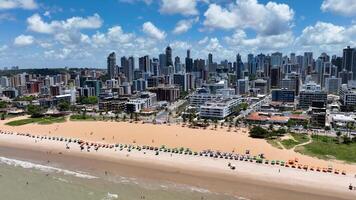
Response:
1,116,356,199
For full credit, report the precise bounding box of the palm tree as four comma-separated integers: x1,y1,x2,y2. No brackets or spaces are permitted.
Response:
336,131,342,144
346,122,354,139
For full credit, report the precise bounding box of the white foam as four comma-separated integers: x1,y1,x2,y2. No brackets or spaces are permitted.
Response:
102,192,118,200
0,156,97,179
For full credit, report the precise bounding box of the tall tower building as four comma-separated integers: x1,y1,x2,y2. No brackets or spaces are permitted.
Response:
271,52,283,67
185,49,193,73
107,52,117,79
343,46,354,72
166,46,173,67
236,54,244,79
174,56,181,73
139,55,150,73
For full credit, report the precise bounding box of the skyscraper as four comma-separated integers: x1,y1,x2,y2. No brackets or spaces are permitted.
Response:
174,56,181,73
343,46,354,72
166,46,173,67
159,54,167,75
107,52,117,79
236,54,244,79
121,56,134,83
185,50,193,73
139,55,150,73
208,53,213,72
271,52,282,67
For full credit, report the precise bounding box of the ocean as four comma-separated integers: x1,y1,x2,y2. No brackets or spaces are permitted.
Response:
0,156,242,200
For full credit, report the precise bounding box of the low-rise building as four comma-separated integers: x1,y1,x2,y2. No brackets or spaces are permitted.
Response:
199,97,241,119
271,89,295,102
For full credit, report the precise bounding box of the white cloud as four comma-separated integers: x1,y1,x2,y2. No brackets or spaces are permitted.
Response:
14,34,34,46
0,0,37,10
27,13,103,34
321,0,356,16
203,0,294,36
119,0,152,4
172,17,199,34
54,32,91,46
225,30,294,50
160,0,198,16
43,11,50,17
142,21,166,40
170,41,192,50
296,22,347,46
107,26,134,43
198,36,209,45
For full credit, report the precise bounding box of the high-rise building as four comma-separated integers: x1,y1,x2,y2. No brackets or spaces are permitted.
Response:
152,58,159,76
139,55,150,73
342,46,354,72
208,53,213,72
271,52,283,67
303,52,313,80
166,46,173,67
325,77,341,95
236,54,244,79
247,54,255,75
107,52,117,79
236,78,249,95
290,53,296,64
159,53,167,75
174,56,181,73
185,50,193,73
270,67,281,88
121,56,134,83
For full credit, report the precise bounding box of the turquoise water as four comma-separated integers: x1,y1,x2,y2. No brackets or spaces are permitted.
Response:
0,156,240,200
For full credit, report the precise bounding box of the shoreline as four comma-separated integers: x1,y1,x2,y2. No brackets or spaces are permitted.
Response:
0,132,356,200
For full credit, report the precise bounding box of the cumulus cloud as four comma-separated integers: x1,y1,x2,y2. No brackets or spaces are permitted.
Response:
14,34,34,46
27,13,103,34
296,22,347,46
321,0,356,16
142,21,166,40
172,17,199,34
225,30,294,50
160,0,198,16
0,0,37,10
170,41,192,50
203,0,294,36
198,36,209,45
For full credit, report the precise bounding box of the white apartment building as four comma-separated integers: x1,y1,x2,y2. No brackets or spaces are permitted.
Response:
199,97,241,119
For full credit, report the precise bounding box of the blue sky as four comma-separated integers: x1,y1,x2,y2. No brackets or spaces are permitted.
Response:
0,0,356,68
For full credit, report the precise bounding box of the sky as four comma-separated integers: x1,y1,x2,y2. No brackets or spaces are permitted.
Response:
0,0,356,68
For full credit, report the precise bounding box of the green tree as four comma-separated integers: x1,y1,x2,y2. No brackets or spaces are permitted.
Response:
57,100,70,111
342,134,351,144
249,126,269,138
27,104,44,118
78,96,98,105
1,113,5,120
0,101,7,109
336,131,342,144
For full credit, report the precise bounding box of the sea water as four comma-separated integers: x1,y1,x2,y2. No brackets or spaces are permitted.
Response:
0,156,242,200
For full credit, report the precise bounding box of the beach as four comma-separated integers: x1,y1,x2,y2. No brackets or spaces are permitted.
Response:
0,116,356,199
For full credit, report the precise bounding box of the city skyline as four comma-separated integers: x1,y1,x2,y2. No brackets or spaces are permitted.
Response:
0,0,356,68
